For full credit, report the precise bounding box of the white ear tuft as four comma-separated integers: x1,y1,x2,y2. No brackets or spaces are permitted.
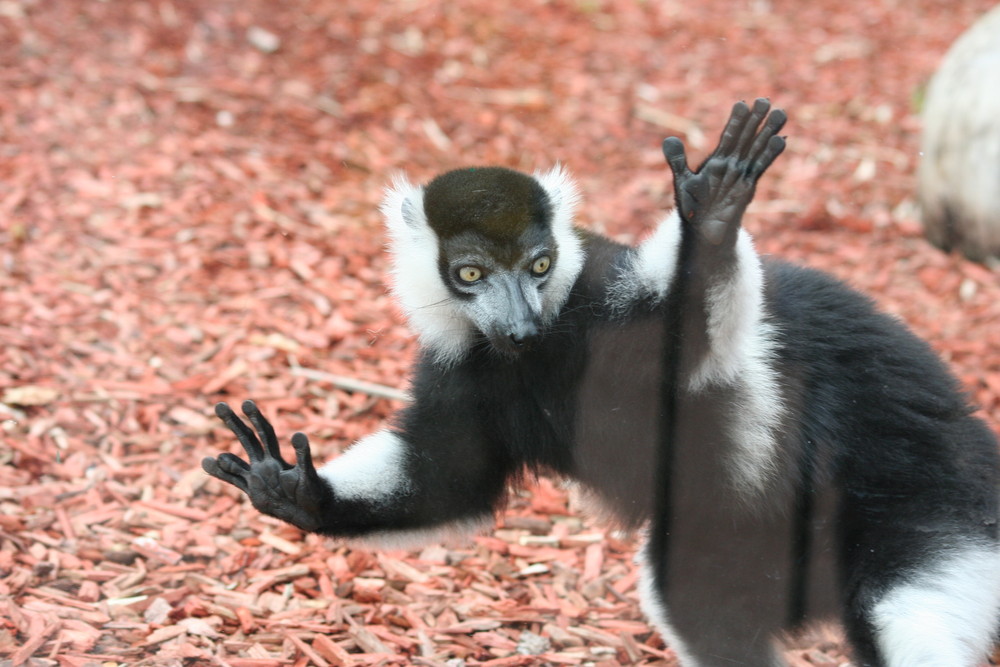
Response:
380,175,426,236
534,165,585,322
534,164,581,234
380,175,473,366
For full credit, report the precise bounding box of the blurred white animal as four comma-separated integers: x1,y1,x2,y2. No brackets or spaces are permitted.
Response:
919,4,1000,266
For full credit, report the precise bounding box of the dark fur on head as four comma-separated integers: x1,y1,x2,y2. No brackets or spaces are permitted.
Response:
423,167,553,243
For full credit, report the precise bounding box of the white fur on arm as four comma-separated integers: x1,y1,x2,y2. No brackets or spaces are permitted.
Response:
607,210,683,314
317,429,413,504
688,230,785,498
316,429,492,549
688,230,769,389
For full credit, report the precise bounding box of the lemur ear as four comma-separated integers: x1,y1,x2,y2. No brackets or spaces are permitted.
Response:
380,174,436,281
381,175,428,236
533,164,580,234
380,174,470,364
532,165,585,318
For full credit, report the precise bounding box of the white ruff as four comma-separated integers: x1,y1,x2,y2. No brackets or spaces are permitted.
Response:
533,164,584,324
382,177,472,366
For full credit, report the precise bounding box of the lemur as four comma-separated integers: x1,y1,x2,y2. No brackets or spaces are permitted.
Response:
202,99,1000,667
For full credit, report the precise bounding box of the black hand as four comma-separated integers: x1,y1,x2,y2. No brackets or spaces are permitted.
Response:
202,400,333,533
662,98,786,246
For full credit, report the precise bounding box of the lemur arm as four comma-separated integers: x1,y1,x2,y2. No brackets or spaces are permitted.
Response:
657,99,789,498
202,397,505,541
661,98,786,389
607,99,785,333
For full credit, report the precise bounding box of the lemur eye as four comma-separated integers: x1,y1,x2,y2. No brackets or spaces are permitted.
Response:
531,256,551,276
457,266,483,283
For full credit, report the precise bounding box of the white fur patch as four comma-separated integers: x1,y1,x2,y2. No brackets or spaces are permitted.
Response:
317,429,412,504
872,543,1000,667
607,209,683,313
636,542,700,667
318,429,493,547
688,230,785,497
534,165,584,323
382,177,473,366
688,230,768,389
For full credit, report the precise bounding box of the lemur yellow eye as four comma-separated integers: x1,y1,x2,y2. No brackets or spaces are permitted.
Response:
457,266,482,283
531,255,551,275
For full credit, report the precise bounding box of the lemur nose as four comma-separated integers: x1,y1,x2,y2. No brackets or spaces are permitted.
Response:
509,325,539,348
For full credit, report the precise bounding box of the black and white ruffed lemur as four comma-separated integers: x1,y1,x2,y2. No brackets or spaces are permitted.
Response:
202,99,1000,667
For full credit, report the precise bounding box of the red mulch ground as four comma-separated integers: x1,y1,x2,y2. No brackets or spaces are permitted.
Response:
2,1,999,666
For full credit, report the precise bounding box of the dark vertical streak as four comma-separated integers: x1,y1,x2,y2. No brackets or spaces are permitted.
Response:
650,227,697,596
788,439,817,627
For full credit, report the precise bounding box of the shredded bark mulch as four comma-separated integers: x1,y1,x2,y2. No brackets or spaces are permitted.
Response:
2,1,999,665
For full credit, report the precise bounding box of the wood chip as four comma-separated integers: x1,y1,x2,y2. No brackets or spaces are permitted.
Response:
1,3,996,667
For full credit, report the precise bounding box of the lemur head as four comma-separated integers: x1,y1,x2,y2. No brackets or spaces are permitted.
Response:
382,165,583,365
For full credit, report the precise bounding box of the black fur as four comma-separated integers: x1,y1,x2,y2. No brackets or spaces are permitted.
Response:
423,166,552,244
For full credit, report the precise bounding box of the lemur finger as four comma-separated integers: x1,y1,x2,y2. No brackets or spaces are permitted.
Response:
202,455,251,493
243,399,289,468
716,157,742,191
747,109,787,169
713,101,752,158
662,137,692,181
216,402,265,462
217,452,251,472
733,98,771,159
730,97,771,159
290,432,317,473
750,135,787,179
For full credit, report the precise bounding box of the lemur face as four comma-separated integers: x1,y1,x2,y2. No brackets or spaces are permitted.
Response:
382,165,583,365
424,168,559,356
436,225,557,356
